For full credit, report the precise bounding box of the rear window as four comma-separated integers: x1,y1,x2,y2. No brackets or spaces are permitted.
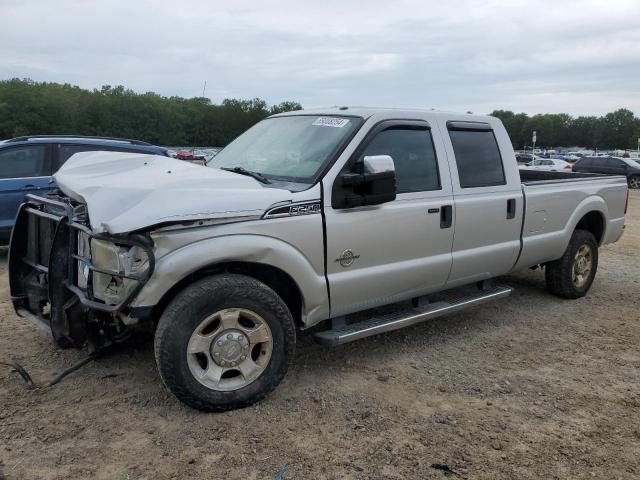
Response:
58,144,157,169
448,128,505,188
59,144,106,167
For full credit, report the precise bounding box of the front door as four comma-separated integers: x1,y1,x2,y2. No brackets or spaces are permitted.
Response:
0,144,53,241
323,120,454,317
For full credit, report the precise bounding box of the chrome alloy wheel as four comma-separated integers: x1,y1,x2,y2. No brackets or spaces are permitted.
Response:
629,176,640,189
572,244,593,288
187,308,273,391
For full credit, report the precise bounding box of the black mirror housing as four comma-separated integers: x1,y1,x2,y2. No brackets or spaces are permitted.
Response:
332,155,396,208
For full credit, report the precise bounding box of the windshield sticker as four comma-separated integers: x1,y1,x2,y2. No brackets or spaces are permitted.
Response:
312,117,350,128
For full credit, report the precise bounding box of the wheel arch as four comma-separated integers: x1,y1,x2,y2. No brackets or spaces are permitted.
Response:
575,210,605,245
131,234,329,328
149,261,306,328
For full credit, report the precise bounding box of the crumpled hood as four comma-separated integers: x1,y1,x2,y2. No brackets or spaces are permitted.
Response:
54,151,292,234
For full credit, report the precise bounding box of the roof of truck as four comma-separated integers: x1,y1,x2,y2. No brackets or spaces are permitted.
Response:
272,106,495,123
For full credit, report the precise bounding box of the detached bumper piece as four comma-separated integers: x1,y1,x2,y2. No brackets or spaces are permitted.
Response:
9,194,154,349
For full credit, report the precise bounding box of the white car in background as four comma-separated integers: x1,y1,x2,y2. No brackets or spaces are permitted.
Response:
520,158,573,172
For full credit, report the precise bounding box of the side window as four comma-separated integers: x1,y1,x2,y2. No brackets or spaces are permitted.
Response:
448,128,506,188
58,144,105,169
360,128,440,193
0,146,49,179
107,147,155,155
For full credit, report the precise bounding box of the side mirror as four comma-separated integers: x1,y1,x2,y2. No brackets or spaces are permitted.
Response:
331,155,397,208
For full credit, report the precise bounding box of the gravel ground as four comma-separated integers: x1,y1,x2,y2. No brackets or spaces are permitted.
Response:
0,191,638,480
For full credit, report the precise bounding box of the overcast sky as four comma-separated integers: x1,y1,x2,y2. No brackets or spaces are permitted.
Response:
1,0,639,116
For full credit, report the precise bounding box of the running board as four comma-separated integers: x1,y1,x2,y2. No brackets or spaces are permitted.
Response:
314,286,513,346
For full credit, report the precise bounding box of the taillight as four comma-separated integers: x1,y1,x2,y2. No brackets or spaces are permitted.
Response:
624,188,629,214
564,164,572,170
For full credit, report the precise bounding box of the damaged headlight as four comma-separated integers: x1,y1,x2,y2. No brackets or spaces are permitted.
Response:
90,239,150,305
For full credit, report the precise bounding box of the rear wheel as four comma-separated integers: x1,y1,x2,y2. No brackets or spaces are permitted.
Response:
154,274,296,411
628,175,640,189
545,229,598,299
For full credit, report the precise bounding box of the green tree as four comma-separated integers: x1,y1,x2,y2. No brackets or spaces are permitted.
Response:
0,78,302,146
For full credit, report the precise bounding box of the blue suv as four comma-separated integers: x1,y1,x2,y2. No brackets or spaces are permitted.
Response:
0,135,169,244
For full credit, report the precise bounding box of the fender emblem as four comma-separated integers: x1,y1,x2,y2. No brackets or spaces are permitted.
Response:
335,249,360,268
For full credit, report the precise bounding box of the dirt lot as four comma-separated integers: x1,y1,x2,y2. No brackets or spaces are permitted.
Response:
1,192,638,480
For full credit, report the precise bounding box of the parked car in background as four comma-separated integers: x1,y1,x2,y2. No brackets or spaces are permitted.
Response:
175,150,207,165
562,154,581,162
520,158,573,172
0,135,169,244
572,156,640,188
515,152,535,163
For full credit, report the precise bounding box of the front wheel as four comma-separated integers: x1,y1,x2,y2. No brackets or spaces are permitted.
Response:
629,175,640,189
545,229,598,299
154,274,296,412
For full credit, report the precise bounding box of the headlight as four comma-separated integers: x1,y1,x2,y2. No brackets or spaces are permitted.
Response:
90,239,150,304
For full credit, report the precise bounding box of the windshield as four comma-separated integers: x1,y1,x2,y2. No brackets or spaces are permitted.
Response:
207,115,360,183
621,158,639,168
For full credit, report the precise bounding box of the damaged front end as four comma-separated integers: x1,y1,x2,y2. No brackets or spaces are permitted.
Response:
9,194,154,351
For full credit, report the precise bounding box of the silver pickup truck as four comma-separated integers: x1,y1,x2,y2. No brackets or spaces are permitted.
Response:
9,108,628,411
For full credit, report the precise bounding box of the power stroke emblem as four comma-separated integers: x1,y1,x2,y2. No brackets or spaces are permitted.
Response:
335,249,360,268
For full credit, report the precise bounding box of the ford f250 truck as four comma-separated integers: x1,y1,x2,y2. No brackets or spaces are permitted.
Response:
9,108,628,411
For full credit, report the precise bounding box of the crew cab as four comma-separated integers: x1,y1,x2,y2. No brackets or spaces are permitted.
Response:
9,108,628,411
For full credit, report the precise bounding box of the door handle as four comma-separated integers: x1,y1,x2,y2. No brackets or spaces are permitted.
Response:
440,205,453,228
23,184,36,189
506,198,516,219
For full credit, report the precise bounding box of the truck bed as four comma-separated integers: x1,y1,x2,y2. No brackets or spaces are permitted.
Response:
514,170,627,272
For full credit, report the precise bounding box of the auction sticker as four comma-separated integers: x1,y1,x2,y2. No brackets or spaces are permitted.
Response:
312,117,350,128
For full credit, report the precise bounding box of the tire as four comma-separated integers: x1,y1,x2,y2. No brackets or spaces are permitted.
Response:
628,175,640,189
154,274,296,412
545,229,598,299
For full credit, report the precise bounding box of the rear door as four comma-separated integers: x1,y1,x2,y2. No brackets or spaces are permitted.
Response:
573,158,591,173
440,120,523,287
0,144,53,240
323,120,455,317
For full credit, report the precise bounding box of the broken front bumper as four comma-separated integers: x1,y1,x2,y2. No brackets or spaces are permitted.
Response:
9,194,155,348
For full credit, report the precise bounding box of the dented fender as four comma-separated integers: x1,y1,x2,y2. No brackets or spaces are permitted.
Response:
130,233,330,326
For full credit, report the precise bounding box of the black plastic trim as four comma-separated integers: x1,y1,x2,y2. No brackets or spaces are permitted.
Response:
446,121,492,131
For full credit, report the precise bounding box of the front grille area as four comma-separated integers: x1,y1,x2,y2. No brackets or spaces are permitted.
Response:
9,193,156,348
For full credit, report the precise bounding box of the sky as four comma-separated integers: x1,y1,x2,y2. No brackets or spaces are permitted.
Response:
1,0,639,116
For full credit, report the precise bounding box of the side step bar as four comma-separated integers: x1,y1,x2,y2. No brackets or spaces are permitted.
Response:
314,286,513,346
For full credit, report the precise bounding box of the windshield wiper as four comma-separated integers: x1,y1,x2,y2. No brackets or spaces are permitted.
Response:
220,166,271,184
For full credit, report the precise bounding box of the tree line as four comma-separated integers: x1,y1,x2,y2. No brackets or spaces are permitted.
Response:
490,108,640,151
0,79,301,146
1,79,638,149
